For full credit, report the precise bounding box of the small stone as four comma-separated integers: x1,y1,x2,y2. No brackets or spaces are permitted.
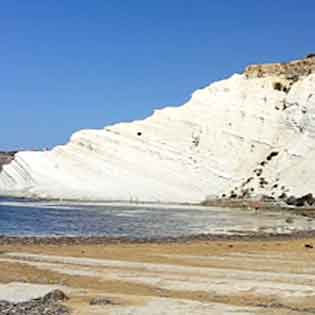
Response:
305,244,313,249
89,297,114,306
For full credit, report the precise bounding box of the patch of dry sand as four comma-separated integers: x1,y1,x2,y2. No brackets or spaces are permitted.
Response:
1,238,315,314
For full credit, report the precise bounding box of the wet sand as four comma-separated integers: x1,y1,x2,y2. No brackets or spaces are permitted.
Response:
1,236,315,314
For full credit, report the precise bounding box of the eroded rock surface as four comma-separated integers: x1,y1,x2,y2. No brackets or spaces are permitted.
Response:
0,152,16,172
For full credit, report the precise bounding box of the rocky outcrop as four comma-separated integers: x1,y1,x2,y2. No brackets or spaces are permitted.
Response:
0,56,315,203
0,290,69,315
285,193,315,207
0,152,16,171
245,54,315,79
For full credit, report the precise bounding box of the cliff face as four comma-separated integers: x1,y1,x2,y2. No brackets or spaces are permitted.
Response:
1,57,315,203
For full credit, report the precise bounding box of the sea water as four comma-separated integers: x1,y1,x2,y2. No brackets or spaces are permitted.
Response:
0,199,315,238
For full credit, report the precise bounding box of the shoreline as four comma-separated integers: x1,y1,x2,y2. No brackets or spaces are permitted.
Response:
2,193,315,207
2,195,315,215
3,228,315,245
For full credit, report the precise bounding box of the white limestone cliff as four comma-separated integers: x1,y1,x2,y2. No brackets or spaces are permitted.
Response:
1,57,315,203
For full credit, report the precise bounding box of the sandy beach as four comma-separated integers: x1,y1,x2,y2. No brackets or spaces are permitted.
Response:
1,235,315,314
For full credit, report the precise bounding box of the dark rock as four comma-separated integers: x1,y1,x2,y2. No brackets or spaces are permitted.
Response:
240,188,251,198
286,196,298,206
301,193,315,206
273,82,284,91
259,177,268,188
305,244,314,249
295,198,306,207
89,297,115,306
242,177,254,186
266,151,279,161
286,193,315,207
254,168,263,177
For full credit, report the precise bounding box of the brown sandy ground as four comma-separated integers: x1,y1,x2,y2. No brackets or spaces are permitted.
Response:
1,238,315,314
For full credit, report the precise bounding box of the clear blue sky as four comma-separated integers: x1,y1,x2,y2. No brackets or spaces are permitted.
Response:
1,1,314,150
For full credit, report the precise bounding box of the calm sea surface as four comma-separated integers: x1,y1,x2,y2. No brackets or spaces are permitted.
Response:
1,198,315,238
